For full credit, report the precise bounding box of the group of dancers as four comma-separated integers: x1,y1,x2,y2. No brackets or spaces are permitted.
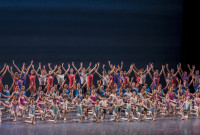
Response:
0,60,200,124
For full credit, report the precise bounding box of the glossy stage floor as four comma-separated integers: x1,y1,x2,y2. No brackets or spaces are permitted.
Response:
1,112,200,135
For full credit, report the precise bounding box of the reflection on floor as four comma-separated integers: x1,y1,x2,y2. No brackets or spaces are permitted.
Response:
1,112,200,135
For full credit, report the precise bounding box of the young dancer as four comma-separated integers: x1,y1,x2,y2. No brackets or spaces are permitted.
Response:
180,97,192,120
23,99,36,124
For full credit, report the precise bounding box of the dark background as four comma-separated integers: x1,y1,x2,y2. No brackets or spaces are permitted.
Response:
0,0,194,87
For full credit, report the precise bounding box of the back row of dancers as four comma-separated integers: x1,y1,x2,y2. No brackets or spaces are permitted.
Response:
0,61,200,124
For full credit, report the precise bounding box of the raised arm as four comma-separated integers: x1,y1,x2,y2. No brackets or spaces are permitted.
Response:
48,65,57,76
147,67,153,79
36,63,41,73
132,65,139,76
126,64,133,75
7,66,15,78
172,66,180,78
62,63,70,76
86,62,92,72
150,63,155,73
189,65,195,77
132,63,139,72
187,64,193,73
48,63,53,71
95,69,103,78
22,63,32,80
158,65,164,76
162,65,166,78
88,64,97,75
12,60,21,73
178,64,183,77
166,64,170,73
108,61,112,69
72,62,80,75
33,64,41,77
1,65,8,78
108,66,115,75
120,61,123,71
0,63,6,74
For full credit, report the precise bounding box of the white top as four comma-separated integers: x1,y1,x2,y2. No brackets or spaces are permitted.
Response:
61,101,69,110
101,75,108,86
116,99,123,106
82,99,91,106
80,73,88,84
125,92,132,98
130,97,137,104
38,75,47,85
139,74,146,85
56,74,65,84
109,94,117,102
100,100,108,107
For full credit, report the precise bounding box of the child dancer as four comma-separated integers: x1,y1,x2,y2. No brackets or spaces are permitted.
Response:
18,91,28,117
149,98,157,121
8,95,19,122
0,100,9,123
37,96,48,120
61,96,71,121
125,99,132,122
180,97,192,120
75,99,83,123
194,93,200,116
115,94,124,120
47,99,59,124
112,99,119,121
130,91,137,119
82,93,91,120
23,99,36,124
93,100,100,123
100,96,109,120
136,98,148,122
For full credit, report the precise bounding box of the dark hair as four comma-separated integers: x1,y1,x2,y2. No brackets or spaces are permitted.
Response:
53,99,57,102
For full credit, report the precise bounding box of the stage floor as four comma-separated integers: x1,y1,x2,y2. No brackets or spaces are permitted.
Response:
1,112,200,135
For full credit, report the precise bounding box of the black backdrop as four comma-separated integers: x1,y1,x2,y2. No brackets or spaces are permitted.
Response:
0,0,183,87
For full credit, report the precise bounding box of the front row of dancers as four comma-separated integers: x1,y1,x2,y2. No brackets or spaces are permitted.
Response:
1,88,199,124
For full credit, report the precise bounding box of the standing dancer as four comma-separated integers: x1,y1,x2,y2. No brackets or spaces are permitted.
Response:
95,65,115,89
34,64,57,91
